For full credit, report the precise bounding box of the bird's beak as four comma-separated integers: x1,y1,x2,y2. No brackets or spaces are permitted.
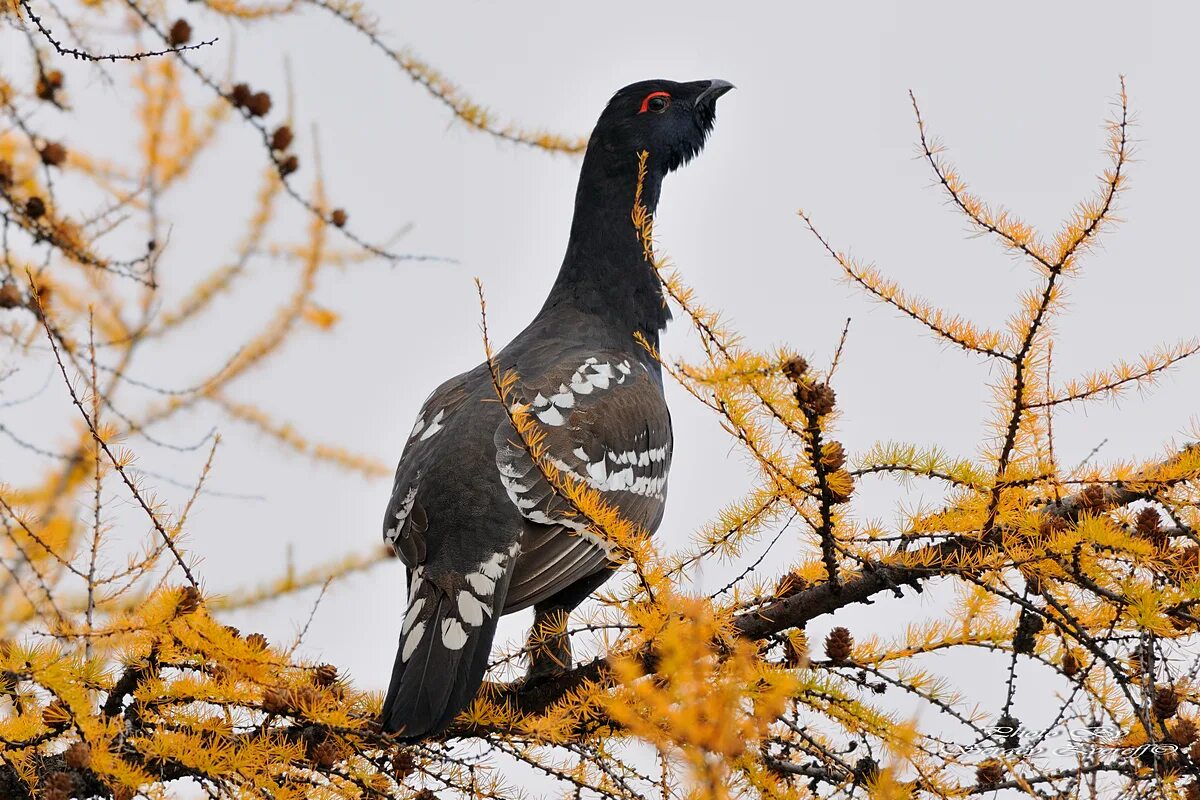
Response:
696,79,735,106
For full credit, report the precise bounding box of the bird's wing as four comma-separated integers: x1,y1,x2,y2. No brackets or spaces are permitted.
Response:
382,372,472,566
494,352,672,610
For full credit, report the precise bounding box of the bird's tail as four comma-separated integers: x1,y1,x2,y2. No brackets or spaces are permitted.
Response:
382,563,512,739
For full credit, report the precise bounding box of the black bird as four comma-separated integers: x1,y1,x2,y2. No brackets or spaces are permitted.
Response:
380,78,733,738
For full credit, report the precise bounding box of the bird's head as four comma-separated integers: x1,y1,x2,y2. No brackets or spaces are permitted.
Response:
588,78,733,176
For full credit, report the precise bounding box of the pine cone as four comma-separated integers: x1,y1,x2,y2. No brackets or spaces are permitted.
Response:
169,19,192,46
279,154,299,176
246,91,272,117
271,125,294,151
784,634,808,669
975,759,1003,788
1079,484,1107,509
0,282,22,309
1062,650,1079,677
852,756,878,784
0,160,12,187
41,772,74,800
392,749,416,780
1155,685,1180,720
40,141,67,167
796,381,837,415
310,740,341,768
1170,718,1197,747
36,69,63,101
313,663,338,687
781,356,809,382
1135,506,1161,536
330,209,348,228
64,741,91,769
262,687,288,714
25,196,46,219
825,626,853,662
230,83,252,107
245,632,268,651
775,569,808,599
820,440,846,471
176,586,201,616
1013,608,1044,655
1186,782,1200,800
287,686,318,711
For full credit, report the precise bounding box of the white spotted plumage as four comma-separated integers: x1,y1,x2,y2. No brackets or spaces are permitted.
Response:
441,617,468,650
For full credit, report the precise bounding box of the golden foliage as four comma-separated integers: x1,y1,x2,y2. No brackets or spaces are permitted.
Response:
0,2,1197,796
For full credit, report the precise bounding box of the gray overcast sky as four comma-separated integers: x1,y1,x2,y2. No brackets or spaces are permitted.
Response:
3,0,1199,793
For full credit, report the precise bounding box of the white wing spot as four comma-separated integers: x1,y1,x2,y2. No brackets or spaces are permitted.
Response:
466,572,495,595
418,409,446,441
441,617,469,650
457,591,491,626
402,621,425,661
402,597,425,634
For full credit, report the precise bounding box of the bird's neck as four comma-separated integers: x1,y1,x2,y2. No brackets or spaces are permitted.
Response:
538,148,670,343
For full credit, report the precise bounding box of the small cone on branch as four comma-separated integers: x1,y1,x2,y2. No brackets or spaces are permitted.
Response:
0,160,12,187
25,196,46,219
279,154,299,176
1062,649,1079,677
1079,484,1107,509
41,772,75,800
391,749,416,780
796,381,836,416
1190,741,1200,764
1136,507,1161,537
781,356,809,382
975,760,1004,788
783,630,809,668
1186,782,1200,800
1013,608,1044,655
0,283,22,309
176,585,201,616
1169,718,1197,747
271,125,293,151
246,91,272,117
820,440,846,470
39,142,66,167
230,83,252,107
262,687,288,714
775,569,808,599
1155,685,1180,720
64,741,91,769
313,663,338,687
330,208,348,228
852,756,879,785
310,740,340,768
36,69,64,101
825,626,853,662
169,18,192,46
245,632,268,651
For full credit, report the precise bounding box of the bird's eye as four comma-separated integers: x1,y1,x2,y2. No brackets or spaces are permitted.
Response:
639,91,671,114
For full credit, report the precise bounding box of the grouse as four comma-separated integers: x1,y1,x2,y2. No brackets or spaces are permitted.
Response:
380,78,733,738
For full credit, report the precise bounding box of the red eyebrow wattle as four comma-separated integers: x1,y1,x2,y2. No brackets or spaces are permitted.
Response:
638,91,671,113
